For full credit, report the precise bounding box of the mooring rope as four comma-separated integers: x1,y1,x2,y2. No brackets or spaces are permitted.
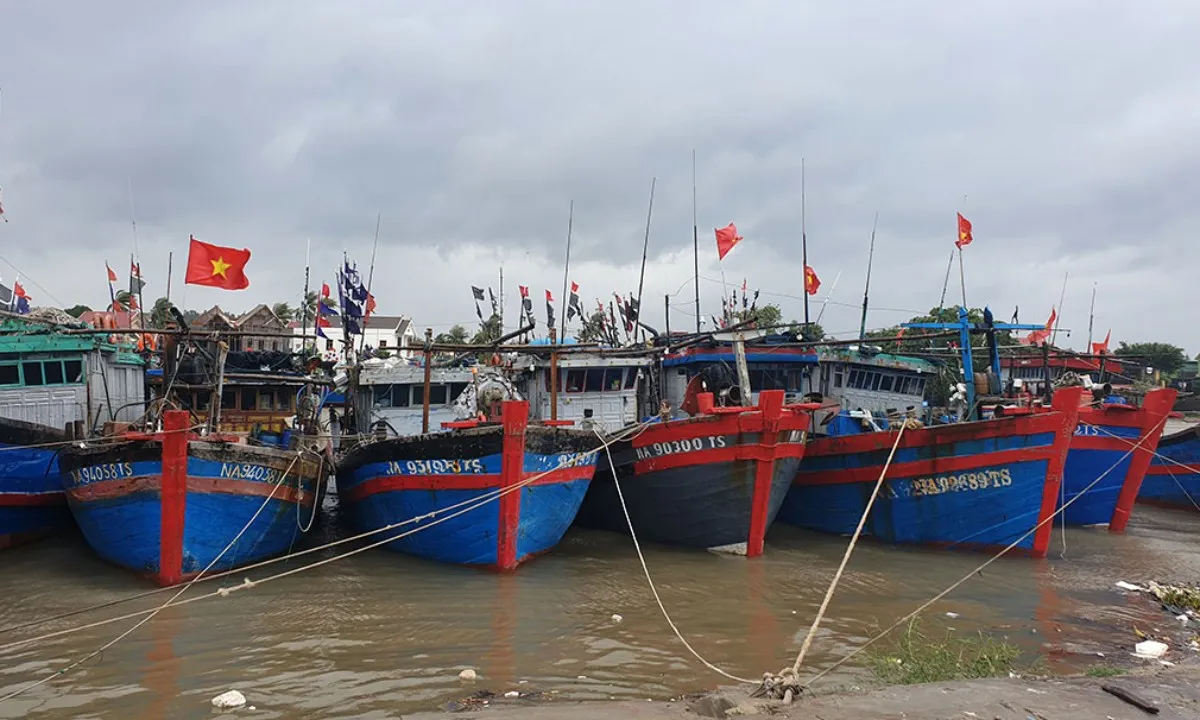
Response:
0,421,654,655
0,450,303,702
800,414,1169,691
595,426,758,685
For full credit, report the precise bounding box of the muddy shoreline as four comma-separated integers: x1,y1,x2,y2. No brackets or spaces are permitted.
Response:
406,663,1200,719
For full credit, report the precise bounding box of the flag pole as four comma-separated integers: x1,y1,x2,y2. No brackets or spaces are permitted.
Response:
165,251,173,306
358,213,381,356
558,200,574,343
801,157,810,327
301,237,311,354
858,211,878,340
692,150,701,334
634,177,656,343
1051,271,1068,346
127,179,146,330
499,265,504,337
956,245,967,311
937,249,954,319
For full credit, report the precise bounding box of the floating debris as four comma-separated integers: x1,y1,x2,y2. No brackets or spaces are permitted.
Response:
1133,640,1168,659
458,668,477,681
211,690,247,709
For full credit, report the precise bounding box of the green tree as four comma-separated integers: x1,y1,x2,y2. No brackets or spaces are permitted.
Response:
470,314,503,345
272,302,295,322
299,291,319,325
576,310,609,343
795,321,826,341
436,324,471,345
149,297,175,328
64,304,91,318
113,290,133,311
732,303,783,329
1115,341,1186,375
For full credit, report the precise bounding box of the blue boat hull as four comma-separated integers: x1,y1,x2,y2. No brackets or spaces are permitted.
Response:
61,430,326,585
0,419,73,547
336,411,599,570
780,390,1081,557
1140,424,1200,512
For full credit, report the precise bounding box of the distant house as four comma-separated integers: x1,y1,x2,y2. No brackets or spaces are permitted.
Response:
289,314,416,362
78,309,143,329
189,305,288,352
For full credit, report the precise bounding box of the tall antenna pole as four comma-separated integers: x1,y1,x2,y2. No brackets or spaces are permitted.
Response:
801,157,810,326
165,251,173,306
358,213,381,355
858,211,879,340
559,201,574,342
127,179,146,329
937,249,954,318
692,150,701,333
301,237,311,353
1051,271,1068,346
499,265,504,336
1086,282,1097,349
634,177,656,342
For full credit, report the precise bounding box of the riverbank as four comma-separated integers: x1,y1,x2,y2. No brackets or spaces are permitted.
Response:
407,663,1200,719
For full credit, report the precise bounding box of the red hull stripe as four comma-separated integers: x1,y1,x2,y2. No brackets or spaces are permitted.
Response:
633,418,808,448
1077,407,1144,429
804,417,1063,458
795,446,1053,486
0,491,65,507
343,465,592,502
1070,436,1138,452
66,476,316,506
1146,463,1200,476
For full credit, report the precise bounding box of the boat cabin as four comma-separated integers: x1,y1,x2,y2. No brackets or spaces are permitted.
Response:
354,360,476,436
0,320,146,434
662,339,820,409
999,353,1129,396
522,354,654,433
816,347,936,417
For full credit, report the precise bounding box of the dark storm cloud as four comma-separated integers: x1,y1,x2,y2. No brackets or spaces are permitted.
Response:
1,1,1198,348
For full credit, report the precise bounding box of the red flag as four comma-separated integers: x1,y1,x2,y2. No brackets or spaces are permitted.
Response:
184,236,251,290
316,315,332,328
804,265,821,296
321,282,331,298
1044,307,1056,330
519,285,529,298
0,187,7,223
571,281,579,293
715,223,743,260
365,293,377,319
1020,308,1057,345
545,289,554,303
1091,329,1111,356
128,294,139,310
13,281,27,299
106,264,118,283
955,213,973,249
131,260,141,278
895,327,906,348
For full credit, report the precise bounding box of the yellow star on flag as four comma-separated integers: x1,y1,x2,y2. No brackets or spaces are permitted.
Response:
210,256,231,278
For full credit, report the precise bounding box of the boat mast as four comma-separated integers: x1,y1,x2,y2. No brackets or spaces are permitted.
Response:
1086,282,1096,350
858,212,878,340
300,237,311,353
1051,271,1068,346
692,150,701,334
801,157,810,327
559,201,574,342
358,213,381,356
634,177,656,343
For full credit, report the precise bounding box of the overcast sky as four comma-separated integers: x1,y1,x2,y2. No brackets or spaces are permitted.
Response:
1,1,1196,352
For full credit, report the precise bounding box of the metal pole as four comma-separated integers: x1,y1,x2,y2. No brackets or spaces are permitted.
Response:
549,327,559,422
801,157,810,326
421,328,432,433
692,150,701,334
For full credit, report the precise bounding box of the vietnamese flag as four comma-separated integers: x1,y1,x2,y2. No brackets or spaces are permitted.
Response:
803,265,821,296
1091,329,1111,356
955,213,973,249
365,293,377,319
106,264,118,283
184,236,251,290
715,223,743,260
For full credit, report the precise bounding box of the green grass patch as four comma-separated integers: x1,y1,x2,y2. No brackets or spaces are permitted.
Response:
1085,665,1125,678
1149,583,1200,612
865,617,1026,685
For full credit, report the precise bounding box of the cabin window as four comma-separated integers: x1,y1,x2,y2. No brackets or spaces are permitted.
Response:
450,382,468,401
604,368,624,391
788,370,806,391
913,378,926,396
379,339,388,349
256,392,273,411
393,386,411,407
221,388,237,409
870,373,882,391
240,389,257,411
847,370,860,388
624,368,638,388
325,339,334,351
43,361,65,385
276,390,292,411
834,371,843,388
374,385,393,407
584,369,605,393
0,364,18,386
429,385,449,405
411,385,424,405
564,369,586,393
64,359,84,383
880,375,894,392
21,362,43,386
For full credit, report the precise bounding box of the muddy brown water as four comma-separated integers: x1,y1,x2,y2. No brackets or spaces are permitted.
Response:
1,488,1197,718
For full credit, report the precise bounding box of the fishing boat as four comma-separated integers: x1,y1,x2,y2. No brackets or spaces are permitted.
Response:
1138,420,1200,512
60,334,330,585
779,308,1087,558
336,352,602,569
0,314,146,548
1053,385,1176,529
575,336,815,555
